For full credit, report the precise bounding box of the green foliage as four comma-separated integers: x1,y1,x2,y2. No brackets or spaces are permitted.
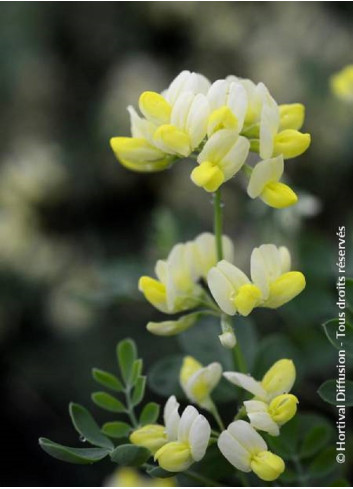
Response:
39,438,110,464
39,338,160,469
110,444,151,466
318,379,353,406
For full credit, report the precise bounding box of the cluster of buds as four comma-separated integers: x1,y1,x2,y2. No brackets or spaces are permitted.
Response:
111,70,310,208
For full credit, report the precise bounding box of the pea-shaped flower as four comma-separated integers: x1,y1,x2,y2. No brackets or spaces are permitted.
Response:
244,393,299,436
207,244,305,316
179,356,222,411
154,405,211,472
218,420,285,482
224,359,296,403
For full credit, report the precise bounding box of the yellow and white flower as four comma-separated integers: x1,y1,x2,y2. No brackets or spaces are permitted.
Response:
154,404,211,472
179,356,222,411
244,393,298,436
207,244,305,316
191,129,250,192
247,155,298,208
218,420,285,482
140,233,233,315
223,359,296,403
130,395,180,454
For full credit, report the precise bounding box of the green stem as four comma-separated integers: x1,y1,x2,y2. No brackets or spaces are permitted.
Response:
234,406,246,420
238,471,250,486
232,342,248,374
125,386,138,427
213,188,223,261
210,403,225,431
292,455,307,486
185,469,223,487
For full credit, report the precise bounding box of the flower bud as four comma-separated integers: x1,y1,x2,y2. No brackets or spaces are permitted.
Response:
154,441,193,472
279,104,305,131
130,425,167,454
261,359,296,398
273,129,311,159
139,91,171,125
147,312,200,336
138,276,167,312
250,450,285,481
269,394,298,424
261,181,298,209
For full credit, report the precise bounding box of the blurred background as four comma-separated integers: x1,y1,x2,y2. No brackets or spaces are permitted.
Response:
0,2,352,486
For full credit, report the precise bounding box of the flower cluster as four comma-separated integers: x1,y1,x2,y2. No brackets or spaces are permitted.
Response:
111,70,310,208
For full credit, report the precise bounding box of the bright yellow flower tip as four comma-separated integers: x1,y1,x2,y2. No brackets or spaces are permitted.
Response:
153,124,191,157
207,106,238,136
233,284,262,316
269,394,299,424
279,104,305,131
147,312,200,336
139,91,172,125
261,181,298,209
265,271,306,309
110,137,172,172
250,450,285,482
180,356,203,386
273,129,311,159
331,65,353,102
155,441,193,472
130,425,167,454
139,276,167,310
191,161,225,192
261,359,296,397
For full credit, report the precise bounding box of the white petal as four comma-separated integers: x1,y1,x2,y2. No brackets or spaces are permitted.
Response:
207,266,236,316
221,135,250,180
207,79,228,110
189,414,211,461
205,362,223,390
227,420,267,454
164,396,180,441
223,372,267,398
128,106,157,142
259,93,280,159
218,430,251,472
279,246,291,273
217,260,250,289
227,82,248,131
178,405,199,443
256,244,282,282
186,94,209,149
247,411,280,436
222,235,234,264
170,91,194,130
247,155,284,199
243,400,268,413
197,129,237,164
165,71,191,104
155,259,167,283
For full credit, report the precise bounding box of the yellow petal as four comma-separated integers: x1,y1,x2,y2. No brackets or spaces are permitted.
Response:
153,124,191,157
130,425,167,454
139,91,172,125
261,359,296,399
180,356,203,386
273,130,311,159
268,394,298,425
279,104,305,131
261,182,298,208
155,441,193,472
207,106,238,136
264,271,306,309
110,137,172,172
233,284,262,316
138,276,168,312
191,161,225,192
250,450,285,482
